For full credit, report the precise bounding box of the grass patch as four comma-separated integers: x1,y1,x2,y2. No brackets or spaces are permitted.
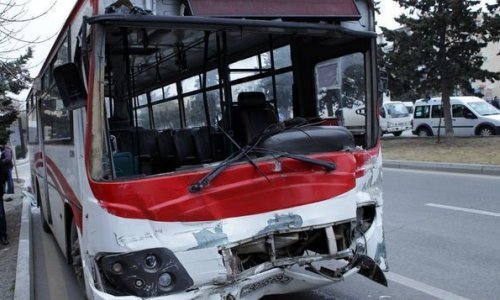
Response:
382,136,500,165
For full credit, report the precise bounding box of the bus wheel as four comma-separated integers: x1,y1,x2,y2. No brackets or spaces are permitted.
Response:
417,127,431,137
478,126,494,137
392,131,403,137
70,221,85,290
37,185,51,233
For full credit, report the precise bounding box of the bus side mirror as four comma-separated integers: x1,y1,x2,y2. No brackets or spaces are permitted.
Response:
53,63,87,110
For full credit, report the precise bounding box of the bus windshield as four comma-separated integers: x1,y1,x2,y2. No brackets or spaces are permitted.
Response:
93,17,376,180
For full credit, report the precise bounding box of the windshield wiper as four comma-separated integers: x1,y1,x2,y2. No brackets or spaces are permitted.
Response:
189,120,333,193
189,123,286,192
188,145,253,193
254,148,336,171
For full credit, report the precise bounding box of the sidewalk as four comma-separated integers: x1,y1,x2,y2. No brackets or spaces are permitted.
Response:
0,178,28,300
0,158,31,300
384,159,500,176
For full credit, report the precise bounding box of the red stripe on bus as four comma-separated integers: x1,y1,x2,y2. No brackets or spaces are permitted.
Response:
34,152,83,229
89,152,357,222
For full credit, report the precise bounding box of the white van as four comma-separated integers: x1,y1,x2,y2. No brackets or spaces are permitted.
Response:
380,101,413,136
412,96,500,137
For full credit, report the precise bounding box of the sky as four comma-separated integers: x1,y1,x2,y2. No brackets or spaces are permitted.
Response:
376,0,496,30
8,0,496,101
14,0,78,75
377,0,404,30
8,0,77,101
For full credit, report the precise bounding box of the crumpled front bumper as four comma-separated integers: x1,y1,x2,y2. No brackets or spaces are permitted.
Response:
88,251,386,300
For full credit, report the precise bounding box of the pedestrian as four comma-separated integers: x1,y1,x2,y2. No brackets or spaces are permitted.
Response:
0,143,14,195
0,140,11,245
492,96,500,109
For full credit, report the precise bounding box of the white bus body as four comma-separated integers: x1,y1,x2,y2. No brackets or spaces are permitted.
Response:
26,0,388,298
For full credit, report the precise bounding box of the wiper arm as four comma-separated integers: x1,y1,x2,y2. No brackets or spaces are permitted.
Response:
189,145,251,193
217,124,271,183
255,148,336,171
189,121,310,193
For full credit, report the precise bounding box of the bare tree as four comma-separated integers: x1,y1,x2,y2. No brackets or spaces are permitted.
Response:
0,0,54,129
0,0,56,59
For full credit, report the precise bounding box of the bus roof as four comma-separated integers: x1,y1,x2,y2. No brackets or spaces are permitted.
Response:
88,14,376,38
186,0,361,20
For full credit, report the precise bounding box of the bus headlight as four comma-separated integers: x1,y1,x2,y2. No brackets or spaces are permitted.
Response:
144,254,158,270
158,272,174,290
99,248,193,297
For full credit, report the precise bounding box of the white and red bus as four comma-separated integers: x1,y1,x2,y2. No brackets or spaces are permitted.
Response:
26,0,387,298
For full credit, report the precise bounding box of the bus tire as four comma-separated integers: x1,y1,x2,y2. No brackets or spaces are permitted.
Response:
70,221,85,290
37,182,51,233
392,131,403,137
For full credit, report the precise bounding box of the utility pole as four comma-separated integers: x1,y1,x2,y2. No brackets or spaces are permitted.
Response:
18,117,26,159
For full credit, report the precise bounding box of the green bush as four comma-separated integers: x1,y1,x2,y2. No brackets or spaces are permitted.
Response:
15,145,27,159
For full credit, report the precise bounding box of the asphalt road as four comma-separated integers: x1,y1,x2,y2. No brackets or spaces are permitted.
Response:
31,168,500,299
32,209,85,300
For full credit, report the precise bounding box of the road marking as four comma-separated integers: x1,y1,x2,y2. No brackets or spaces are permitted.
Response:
386,272,470,300
426,203,500,218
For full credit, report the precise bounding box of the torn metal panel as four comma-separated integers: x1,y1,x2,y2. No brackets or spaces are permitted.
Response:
258,213,303,235
189,222,229,250
239,274,293,298
357,152,384,206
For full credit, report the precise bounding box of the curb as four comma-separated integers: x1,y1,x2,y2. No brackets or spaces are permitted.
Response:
383,160,500,176
14,195,33,300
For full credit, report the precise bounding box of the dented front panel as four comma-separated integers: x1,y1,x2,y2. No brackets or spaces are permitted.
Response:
79,146,387,298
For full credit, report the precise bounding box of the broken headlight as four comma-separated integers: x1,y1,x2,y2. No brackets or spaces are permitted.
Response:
99,248,193,297
356,205,376,233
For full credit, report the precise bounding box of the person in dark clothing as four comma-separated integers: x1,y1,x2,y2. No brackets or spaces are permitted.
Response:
492,96,500,109
1,144,14,195
0,141,10,245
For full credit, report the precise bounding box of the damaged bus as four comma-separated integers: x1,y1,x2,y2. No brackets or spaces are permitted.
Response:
26,0,388,298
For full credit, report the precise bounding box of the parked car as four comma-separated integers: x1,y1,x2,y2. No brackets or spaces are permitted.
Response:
412,96,500,137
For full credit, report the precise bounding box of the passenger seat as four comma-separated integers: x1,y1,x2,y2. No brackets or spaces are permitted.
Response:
192,127,213,163
173,129,198,165
137,129,158,174
236,92,278,144
157,129,177,172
